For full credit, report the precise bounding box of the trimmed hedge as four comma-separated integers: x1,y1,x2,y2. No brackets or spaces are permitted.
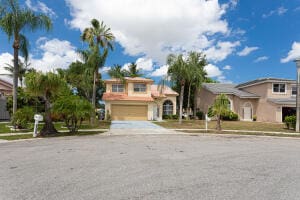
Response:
163,114,179,120
284,115,296,130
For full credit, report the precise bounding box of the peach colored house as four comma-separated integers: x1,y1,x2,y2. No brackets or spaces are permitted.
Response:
103,77,178,121
197,78,296,122
0,78,12,120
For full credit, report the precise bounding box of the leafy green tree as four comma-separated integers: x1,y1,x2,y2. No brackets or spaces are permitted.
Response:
167,54,189,124
81,19,114,124
126,62,143,77
25,71,68,136
186,52,208,118
211,94,230,131
0,0,52,116
53,95,92,133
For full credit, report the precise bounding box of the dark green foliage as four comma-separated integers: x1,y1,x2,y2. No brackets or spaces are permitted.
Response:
163,114,179,120
196,111,204,120
222,111,239,121
12,106,34,129
284,115,296,130
6,87,44,115
53,95,92,133
207,106,238,121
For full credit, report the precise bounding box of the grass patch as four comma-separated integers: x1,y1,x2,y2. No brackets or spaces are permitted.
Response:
0,121,111,135
154,120,295,133
182,130,300,138
0,134,33,140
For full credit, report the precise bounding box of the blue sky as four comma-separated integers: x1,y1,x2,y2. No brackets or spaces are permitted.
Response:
0,0,300,84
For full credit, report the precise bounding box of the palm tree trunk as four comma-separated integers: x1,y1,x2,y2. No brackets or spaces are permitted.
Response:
12,43,19,118
193,87,199,119
40,97,57,136
91,71,97,125
216,115,221,131
179,83,185,124
187,82,192,120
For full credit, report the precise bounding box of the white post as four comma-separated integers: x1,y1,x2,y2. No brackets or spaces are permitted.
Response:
33,114,43,137
295,58,300,132
205,114,208,132
33,120,38,138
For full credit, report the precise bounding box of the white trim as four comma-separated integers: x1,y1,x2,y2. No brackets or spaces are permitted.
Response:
272,83,287,94
242,102,253,121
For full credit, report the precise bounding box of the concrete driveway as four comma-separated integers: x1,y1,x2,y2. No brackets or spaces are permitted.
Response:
1,134,300,200
109,120,176,134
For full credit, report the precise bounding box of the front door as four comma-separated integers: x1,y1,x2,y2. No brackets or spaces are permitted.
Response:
243,107,252,121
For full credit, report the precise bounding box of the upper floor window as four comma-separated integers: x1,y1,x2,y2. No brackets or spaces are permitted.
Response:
134,83,146,92
273,83,286,93
112,84,124,92
292,86,297,96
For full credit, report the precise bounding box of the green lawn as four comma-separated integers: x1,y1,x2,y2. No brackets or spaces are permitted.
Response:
154,120,295,133
0,121,111,134
0,131,105,141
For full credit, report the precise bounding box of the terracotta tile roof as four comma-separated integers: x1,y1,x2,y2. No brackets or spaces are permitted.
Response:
104,77,154,83
151,85,178,97
103,93,154,102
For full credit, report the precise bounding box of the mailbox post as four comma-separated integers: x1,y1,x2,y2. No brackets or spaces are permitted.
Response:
33,114,43,137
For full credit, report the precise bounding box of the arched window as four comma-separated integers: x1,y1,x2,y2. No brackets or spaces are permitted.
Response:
163,100,173,115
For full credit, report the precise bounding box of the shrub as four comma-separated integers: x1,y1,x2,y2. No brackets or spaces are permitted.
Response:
207,106,214,118
284,115,296,130
12,107,35,129
222,111,239,121
163,115,171,120
172,114,179,120
196,111,204,120
253,115,257,121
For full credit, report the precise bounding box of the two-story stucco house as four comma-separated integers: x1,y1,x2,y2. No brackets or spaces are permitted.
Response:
197,78,296,123
103,77,178,121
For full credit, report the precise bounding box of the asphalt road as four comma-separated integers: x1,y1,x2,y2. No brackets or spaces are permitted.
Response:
1,134,300,200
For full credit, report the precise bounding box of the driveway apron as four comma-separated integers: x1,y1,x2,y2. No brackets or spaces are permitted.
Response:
108,121,177,135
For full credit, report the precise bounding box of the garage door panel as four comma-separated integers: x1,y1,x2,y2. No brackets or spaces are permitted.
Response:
111,105,148,121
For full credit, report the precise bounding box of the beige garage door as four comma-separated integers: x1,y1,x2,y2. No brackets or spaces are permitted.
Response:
111,105,148,121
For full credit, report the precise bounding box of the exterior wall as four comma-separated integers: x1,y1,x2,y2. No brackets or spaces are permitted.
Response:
156,96,177,120
231,95,258,121
105,100,154,120
241,82,295,122
197,88,217,114
127,82,152,97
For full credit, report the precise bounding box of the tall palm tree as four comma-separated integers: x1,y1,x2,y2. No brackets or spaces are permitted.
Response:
0,59,30,87
212,94,230,131
167,54,189,124
108,64,126,79
25,71,66,136
81,19,114,124
0,0,52,116
126,62,143,77
185,52,207,119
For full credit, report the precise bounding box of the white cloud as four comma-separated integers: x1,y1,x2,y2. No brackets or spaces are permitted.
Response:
204,41,240,62
122,57,154,71
217,75,232,83
204,64,223,78
0,53,13,75
281,42,300,63
136,58,153,71
25,0,56,17
66,0,231,63
254,56,269,63
262,6,288,18
30,38,81,72
100,66,111,73
151,65,169,77
237,46,259,56
223,65,232,70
